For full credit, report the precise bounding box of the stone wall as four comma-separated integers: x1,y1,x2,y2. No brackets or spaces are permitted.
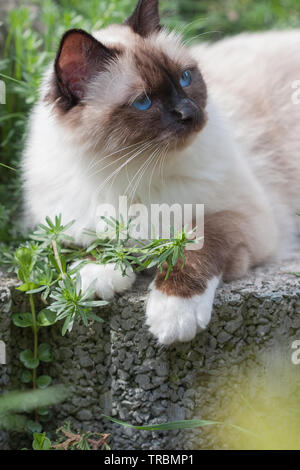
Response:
0,254,300,450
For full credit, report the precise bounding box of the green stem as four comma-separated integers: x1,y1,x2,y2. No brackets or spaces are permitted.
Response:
29,293,39,421
29,294,38,385
52,239,65,279
0,162,17,172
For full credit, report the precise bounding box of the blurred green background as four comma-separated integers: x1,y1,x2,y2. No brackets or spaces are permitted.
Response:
0,0,300,244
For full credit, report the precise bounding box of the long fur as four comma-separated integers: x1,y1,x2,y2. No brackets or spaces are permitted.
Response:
22,8,300,343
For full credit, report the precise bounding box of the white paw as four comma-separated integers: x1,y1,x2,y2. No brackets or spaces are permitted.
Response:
72,262,136,300
146,277,220,345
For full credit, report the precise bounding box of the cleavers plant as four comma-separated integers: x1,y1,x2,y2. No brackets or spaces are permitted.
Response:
0,213,201,433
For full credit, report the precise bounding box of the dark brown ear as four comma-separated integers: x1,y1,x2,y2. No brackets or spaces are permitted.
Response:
54,29,118,109
124,0,161,37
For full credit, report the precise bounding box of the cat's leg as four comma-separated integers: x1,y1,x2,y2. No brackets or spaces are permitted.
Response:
146,209,278,344
72,262,136,300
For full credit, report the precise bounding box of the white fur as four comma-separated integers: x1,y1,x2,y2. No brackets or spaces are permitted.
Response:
146,276,220,345
22,28,300,342
22,97,275,246
73,262,136,300
22,30,300,251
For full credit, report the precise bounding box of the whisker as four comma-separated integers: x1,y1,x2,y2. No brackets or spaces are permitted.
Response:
162,143,169,184
159,143,169,186
183,30,222,46
89,139,149,171
148,146,163,203
127,144,160,206
105,141,156,197
89,140,153,182
95,141,154,196
126,144,158,203
87,139,150,177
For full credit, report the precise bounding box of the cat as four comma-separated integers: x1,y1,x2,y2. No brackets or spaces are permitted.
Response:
22,0,300,344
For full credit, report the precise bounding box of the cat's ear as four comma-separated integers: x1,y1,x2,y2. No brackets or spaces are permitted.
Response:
124,0,161,37
54,29,117,107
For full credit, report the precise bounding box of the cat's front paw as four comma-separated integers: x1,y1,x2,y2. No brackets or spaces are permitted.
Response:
145,277,220,345
74,262,136,300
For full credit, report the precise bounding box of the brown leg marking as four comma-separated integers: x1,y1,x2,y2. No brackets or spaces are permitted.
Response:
154,210,255,297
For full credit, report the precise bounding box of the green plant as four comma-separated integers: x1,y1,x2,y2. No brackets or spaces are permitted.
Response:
2,0,300,450
32,432,52,450
1,212,201,435
86,216,202,279
31,423,110,450
104,415,258,439
3,215,106,431
104,415,220,432
0,387,68,432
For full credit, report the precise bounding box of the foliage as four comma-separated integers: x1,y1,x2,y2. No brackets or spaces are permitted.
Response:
0,213,201,436
1,0,300,243
28,415,254,450
31,422,111,450
1,215,106,432
0,387,68,432
1,0,300,450
86,216,201,279
104,415,220,431
172,0,300,40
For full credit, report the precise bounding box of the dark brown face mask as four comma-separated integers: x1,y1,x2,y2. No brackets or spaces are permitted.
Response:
49,0,207,151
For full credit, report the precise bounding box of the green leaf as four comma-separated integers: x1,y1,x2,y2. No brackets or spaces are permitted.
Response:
26,286,47,294
87,313,104,323
39,412,53,423
0,72,23,84
17,282,38,292
172,246,179,266
37,407,51,417
21,370,32,384
0,414,27,432
0,387,69,418
49,253,61,273
32,432,51,450
61,316,73,336
26,420,42,434
37,309,57,327
38,343,52,363
20,350,39,369
12,313,33,328
102,415,220,431
37,375,52,390
14,247,33,269
79,300,108,308
0,162,17,171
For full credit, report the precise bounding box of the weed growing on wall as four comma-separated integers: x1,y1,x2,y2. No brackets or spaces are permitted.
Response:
0,213,201,434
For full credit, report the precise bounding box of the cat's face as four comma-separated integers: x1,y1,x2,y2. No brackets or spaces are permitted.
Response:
48,0,207,154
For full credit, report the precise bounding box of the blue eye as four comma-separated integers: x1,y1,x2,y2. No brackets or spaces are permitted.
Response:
180,70,192,88
133,94,152,111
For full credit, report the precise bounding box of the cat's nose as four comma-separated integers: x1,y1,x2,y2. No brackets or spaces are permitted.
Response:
173,99,199,122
